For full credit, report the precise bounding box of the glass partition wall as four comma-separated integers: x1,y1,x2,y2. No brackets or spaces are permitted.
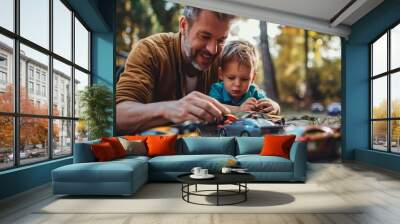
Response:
0,0,91,170
370,23,400,154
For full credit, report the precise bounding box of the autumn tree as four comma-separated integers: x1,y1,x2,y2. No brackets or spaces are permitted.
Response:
306,31,341,106
390,99,400,143
116,0,181,66
259,21,278,100
273,26,341,110
372,100,388,140
373,99,400,143
274,27,306,107
0,84,59,151
0,85,14,149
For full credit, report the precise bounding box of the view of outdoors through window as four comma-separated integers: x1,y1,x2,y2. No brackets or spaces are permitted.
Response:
371,24,400,153
0,0,90,170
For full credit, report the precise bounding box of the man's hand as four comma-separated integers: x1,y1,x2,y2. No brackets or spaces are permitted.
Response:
162,91,231,123
239,97,257,112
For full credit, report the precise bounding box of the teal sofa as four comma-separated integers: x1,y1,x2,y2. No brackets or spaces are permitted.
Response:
52,137,307,196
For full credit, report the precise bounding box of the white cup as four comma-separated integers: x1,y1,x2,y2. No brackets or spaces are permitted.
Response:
200,169,208,176
221,167,232,174
191,167,202,176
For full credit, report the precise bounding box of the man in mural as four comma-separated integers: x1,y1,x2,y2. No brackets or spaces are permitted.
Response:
116,6,280,133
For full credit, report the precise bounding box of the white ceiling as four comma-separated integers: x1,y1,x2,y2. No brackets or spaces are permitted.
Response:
170,0,384,37
226,0,352,22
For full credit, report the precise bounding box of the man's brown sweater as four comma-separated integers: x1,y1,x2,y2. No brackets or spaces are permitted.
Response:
116,32,219,105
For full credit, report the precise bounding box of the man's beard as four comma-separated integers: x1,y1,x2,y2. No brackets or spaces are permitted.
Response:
182,35,214,71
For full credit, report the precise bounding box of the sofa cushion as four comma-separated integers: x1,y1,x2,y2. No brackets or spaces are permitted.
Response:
235,137,263,155
53,163,133,183
124,135,148,141
101,137,127,158
236,155,293,172
52,158,147,183
52,157,148,195
74,139,101,163
118,138,147,156
179,137,235,155
91,142,118,161
148,154,235,172
115,155,150,163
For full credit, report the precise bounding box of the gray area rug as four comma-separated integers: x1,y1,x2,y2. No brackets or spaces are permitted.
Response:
38,183,362,214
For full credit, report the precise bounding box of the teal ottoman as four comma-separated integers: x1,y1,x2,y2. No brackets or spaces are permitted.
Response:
52,156,148,196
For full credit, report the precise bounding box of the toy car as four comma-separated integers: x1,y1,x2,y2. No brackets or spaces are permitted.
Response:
217,112,285,137
140,121,201,137
327,102,341,116
311,102,324,113
240,112,285,125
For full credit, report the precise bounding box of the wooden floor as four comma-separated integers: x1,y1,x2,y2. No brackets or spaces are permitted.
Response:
1,161,400,224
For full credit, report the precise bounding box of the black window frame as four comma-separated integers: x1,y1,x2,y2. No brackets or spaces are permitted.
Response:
0,0,92,171
369,20,400,154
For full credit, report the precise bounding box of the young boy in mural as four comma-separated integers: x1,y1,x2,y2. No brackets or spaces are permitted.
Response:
209,40,279,114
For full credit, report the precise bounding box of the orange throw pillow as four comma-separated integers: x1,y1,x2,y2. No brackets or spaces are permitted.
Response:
124,135,148,141
124,135,149,150
101,137,126,158
91,142,117,161
146,135,177,157
260,135,296,159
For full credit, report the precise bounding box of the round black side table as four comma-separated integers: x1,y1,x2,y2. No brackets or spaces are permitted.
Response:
177,173,255,206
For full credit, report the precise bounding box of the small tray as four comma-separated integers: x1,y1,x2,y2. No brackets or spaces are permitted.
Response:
190,174,215,179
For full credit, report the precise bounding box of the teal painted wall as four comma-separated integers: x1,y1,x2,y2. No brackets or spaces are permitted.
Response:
343,43,369,159
355,149,400,172
0,158,72,199
344,0,400,171
66,0,110,32
0,0,115,200
92,32,115,136
91,0,115,135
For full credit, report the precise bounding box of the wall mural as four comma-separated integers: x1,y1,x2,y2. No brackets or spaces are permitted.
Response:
115,0,342,162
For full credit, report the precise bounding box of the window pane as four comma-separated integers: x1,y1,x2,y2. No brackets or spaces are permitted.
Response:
391,24,400,70
53,59,72,117
53,0,72,60
74,69,89,118
0,116,14,170
0,35,14,112
372,77,387,119
391,120,400,153
20,0,49,49
0,0,14,31
75,18,89,70
20,44,49,115
75,120,88,143
20,117,49,165
372,121,388,151
391,72,400,118
372,33,387,76
53,119,72,158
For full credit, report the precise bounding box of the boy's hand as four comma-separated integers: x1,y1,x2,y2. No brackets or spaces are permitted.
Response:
240,98,257,112
256,99,280,115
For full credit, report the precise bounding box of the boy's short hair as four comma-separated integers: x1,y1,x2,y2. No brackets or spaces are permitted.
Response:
220,40,257,70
